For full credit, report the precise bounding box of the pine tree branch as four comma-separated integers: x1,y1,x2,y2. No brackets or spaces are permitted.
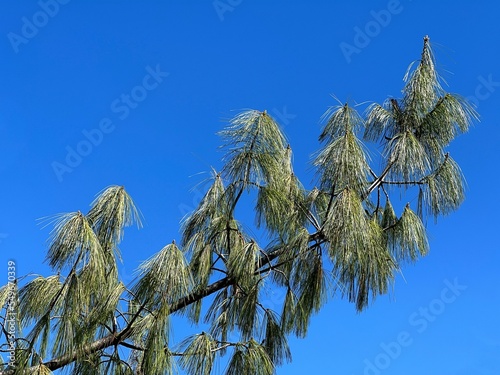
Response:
361,160,396,201
378,180,426,186
378,152,451,187
2,230,323,374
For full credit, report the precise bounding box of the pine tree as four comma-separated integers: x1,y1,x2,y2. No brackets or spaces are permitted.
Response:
0,36,476,374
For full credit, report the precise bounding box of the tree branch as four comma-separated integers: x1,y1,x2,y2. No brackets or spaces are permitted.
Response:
2,229,325,374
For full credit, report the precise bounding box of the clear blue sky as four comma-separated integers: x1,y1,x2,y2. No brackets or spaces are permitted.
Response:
1,1,499,374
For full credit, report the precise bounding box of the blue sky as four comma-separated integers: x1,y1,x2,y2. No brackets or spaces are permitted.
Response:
1,1,499,374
